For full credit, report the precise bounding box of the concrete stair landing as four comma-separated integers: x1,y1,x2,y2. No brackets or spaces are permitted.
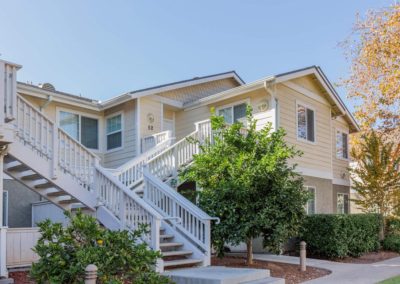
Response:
163,266,284,284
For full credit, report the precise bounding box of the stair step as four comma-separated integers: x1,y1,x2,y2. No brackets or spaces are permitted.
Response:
7,164,30,172
34,182,54,189
4,155,15,164
47,191,68,197
160,242,183,248
162,250,193,257
160,234,174,239
163,258,202,268
59,198,79,205
71,206,90,212
21,173,42,181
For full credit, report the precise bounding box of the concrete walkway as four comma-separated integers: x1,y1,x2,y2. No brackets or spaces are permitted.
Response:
253,254,400,284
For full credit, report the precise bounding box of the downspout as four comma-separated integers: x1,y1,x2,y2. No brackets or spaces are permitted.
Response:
263,78,277,130
39,95,52,112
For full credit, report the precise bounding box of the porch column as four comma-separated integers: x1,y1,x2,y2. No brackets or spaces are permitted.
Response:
0,153,8,277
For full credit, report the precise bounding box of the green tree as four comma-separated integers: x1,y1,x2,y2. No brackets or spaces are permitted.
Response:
30,211,170,284
350,131,400,238
181,108,308,264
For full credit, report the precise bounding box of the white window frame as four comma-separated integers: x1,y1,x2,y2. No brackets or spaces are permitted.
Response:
3,191,8,227
335,127,349,161
304,185,316,215
216,98,250,125
337,193,349,214
105,111,124,153
56,107,101,151
296,101,317,145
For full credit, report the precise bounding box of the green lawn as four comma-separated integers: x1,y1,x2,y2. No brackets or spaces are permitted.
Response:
379,275,400,284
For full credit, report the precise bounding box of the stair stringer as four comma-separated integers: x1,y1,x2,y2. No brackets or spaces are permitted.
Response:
6,139,96,210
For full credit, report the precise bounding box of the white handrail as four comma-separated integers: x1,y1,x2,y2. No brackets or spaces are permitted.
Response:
115,137,173,189
143,168,212,252
15,95,100,186
141,130,172,153
95,165,163,251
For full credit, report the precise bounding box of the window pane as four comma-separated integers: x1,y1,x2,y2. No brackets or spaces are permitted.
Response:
306,109,315,142
81,116,98,149
3,192,8,226
107,132,122,150
218,107,233,124
307,187,315,214
297,105,307,139
60,111,79,140
233,103,247,123
344,194,349,214
336,131,343,158
337,194,344,214
342,133,348,159
107,115,122,134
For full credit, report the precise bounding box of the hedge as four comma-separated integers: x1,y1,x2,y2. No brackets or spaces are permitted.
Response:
299,214,381,258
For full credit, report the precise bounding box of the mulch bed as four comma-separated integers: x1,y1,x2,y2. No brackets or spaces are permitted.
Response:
8,271,34,284
212,256,331,284
334,250,400,264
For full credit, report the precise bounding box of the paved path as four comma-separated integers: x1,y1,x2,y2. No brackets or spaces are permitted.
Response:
253,254,400,284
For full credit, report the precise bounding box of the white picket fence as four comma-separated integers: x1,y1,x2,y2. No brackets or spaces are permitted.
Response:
6,228,40,268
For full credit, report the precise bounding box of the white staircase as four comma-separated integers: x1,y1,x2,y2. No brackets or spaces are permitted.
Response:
1,69,216,272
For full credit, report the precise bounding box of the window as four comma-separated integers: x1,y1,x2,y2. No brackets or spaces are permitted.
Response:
59,111,99,149
304,186,316,214
297,104,315,142
106,114,122,150
2,191,8,226
336,130,349,159
218,103,247,124
337,193,349,214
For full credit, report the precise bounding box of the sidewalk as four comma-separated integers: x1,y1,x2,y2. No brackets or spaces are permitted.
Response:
254,254,400,284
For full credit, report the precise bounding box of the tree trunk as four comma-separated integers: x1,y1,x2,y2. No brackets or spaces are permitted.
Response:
379,213,386,241
246,238,253,265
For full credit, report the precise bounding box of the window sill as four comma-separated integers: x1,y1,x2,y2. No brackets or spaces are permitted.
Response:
296,136,317,145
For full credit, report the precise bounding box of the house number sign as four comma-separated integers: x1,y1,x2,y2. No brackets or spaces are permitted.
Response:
147,113,155,131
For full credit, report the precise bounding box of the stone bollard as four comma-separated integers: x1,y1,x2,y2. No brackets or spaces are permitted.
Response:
300,241,306,272
85,264,98,284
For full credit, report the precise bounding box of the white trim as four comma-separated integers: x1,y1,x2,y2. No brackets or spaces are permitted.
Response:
296,166,333,180
105,111,124,153
333,178,350,186
55,107,102,151
295,100,317,145
160,103,164,131
304,185,316,215
334,127,350,161
282,81,330,106
136,98,141,156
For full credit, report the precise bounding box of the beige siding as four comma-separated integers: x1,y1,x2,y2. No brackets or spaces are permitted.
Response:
175,89,274,140
103,100,137,168
277,82,332,175
332,117,350,181
140,97,162,138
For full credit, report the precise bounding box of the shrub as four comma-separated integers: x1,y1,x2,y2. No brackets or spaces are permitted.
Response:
386,217,400,236
299,213,381,258
30,211,170,284
383,235,400,252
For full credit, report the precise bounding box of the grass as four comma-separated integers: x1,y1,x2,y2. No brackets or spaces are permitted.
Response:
379,275,400,284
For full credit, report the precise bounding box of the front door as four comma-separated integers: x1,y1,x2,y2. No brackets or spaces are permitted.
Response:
163,119,174,136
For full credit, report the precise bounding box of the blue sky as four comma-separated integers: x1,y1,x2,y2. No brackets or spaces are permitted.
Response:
0,0,393,109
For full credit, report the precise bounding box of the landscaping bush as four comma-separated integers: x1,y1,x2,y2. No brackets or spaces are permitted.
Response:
299,213,381,258
30,211,170,284
385,217,400,236
383,235,400,252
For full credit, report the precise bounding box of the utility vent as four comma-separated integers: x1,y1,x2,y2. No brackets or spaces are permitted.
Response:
39,83,56,92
